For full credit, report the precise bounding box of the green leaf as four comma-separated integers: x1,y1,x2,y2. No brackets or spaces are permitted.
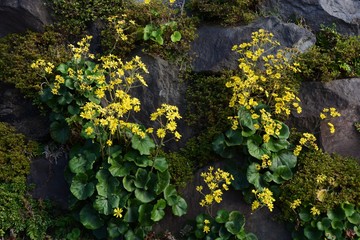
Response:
348,212,360,224
131,134,155,155
93,195,120,215
134,168,149,189
79,205,104,230
123,175,136,192
263,138,289,152
331,220,344,229
247,139,270,160
70,173,95,200
134,189,156,203
57,91,73,105
299,209,311,222
304,226,322,240
164,185,178,206
171,196,187,216
95,170,120,197
107,221,128,238
153,157,168,172
238,107,254,130
68,104,80,115
246,163,262,189
155,35,164,45
171,31,182,42
269,150,297,172
272,165,293,183
155,170,170,195
245,233,258,240
57,63,68,74
215,209,230,223
69,154,96,174
138,204,153,226
341,202,355,217
50,120,70,144
321,218,331,229
151,199,166,222
212,133,238,159
277,121,290,139
109,159,133,177
224,129,243,146
327,207,346,221
225,211,245,234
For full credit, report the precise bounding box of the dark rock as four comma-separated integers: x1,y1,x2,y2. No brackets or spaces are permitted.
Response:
261,0,360,35
191,16,315,72
0,82,49,141
290,78,360,161
0,0,51,37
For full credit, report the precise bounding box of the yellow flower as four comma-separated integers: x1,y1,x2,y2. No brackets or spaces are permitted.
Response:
204,219,210,224
156,128,166,138
310,206,320,216
290,199,301,210
85,126,94,136
251,200,260,211
144,0,150,3
113,208,123,218
320,113,326,119
106,139,113,146
203,225,210,233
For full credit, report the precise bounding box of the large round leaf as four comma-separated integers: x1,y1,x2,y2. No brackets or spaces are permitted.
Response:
247,139,270,160
70,173,95,200
303,226,322,239
215,209,230,223
69,154,96,174
95,170,120,197
155,170,170,195
138,204,153,226
50,120,70,144
225,211,245,234
171,196,187,217
247,163,262,189
93,195,120,215
164,185,178,206
151,199,166,222
134,168,150,189
134,189,156,203
153,157,168,172
269,150,297,172
79,205,104,230
131,134,155,155
107,221,128,239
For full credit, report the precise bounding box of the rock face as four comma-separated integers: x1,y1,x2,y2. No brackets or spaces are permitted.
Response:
290,78,360,161
261,0,360,35
0,0,51,37
191,16,315,72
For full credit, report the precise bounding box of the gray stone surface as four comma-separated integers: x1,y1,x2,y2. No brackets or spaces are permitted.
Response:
261,0,360,35
290,78,360,161
191,16,315,72
0,0,51,37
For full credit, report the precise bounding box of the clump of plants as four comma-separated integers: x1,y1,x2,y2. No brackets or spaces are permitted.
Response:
0,122,51,239
101,0,198,64
186,0,260,25
33,33,187,239
46,0,124,36
183,166,258,239
280,150,360,239
0,28,70,99
294,25,360,82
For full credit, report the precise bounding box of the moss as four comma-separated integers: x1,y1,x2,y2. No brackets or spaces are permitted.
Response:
0,28,70,99
0,122,39,183
293,25,360,82
280,150,360,219
46,0,124,36
186,0,260,26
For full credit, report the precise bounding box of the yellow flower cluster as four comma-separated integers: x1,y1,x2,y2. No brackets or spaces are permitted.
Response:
107,15,135,42
290,199,301,210
68,35,93,61
150,104,182,141
227,29,301,120
293,132,318,156
259,109,283,143
261,154,272,169
203,219,210,234
31,59,55,75
319,107,341,134
196,167,234,208
251,188,275,212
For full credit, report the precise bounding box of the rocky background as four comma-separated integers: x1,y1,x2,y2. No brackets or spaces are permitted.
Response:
0,0,359,239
